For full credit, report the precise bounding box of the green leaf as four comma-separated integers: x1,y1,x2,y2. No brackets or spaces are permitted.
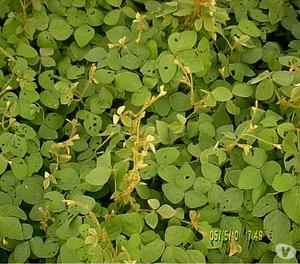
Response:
106,0,122,8
74,24,95,47
157,204,176,218
87,8,104,26
16,43,38,58
252,195,277,217
238,19,261,37
145,211,158,229
155,147,180,165
177,162,196,190
255,79,274,100
44,191,65,213
85,166,111,186
201,163,221,182
84,112,102,137
13,241,30,263
269,4,284,25
212,87,233,101
0,217,23,240
84,47,107,62
261,160,282,185
141,238,165,263
168,31,197,53
169,92,192,111
157,165,179,182
242,147,267,168
156,120,177,145
49,19,73,41
238,166,262,189
115,71,142,92
272,173,296,192
0,158,7,175
120,212,144,236
40,90,59,109
176,49,204,73
184,190,208,208
56,168,80,191
158,53,177,83
264,210,290,242
232,83,253,97
165,226,194,246
104,9,120,25
162,246,190,263
242,47,263,64
11,158,28,180
162,182,184,204
220,188,244,211
187,250,206,263
30,237,60,258
94,69,114,84
17,182,44,204
282,186,300,224
272,71,294,86
66,237,85,250
131,87,151,106
147,198,160,210
199,122,215,137
121,54,140,70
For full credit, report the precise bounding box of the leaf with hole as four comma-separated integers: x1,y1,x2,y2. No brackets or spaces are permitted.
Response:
242,147,267,168
168,31,197,54
220,188,244,212
158,53,177,83
74,24,95,47
252,195,277,217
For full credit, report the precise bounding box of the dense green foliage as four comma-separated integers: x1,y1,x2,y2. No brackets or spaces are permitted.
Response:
0,0,300,263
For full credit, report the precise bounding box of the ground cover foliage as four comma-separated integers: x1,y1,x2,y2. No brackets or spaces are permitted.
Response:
0,0,300,263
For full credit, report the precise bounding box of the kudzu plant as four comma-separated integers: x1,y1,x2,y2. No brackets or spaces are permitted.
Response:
0,0,300,263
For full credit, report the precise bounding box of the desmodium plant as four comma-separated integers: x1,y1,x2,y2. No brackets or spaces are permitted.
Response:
0,0,300,263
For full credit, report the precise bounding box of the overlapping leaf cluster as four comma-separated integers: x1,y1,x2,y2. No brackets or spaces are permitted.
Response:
0,0,300,263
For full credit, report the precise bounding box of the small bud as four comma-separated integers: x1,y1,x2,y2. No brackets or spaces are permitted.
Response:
173,59,180,65
118,36,126,46
117,105,126,115
63,199,77,206
149,143,156,153
113,114,120,125
184,66,191,74
146,135,155,142
273,144,282,150
108,43,116,49
44,171,50,179
159,85,167,96
92,77,99,84
72,134,80,141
